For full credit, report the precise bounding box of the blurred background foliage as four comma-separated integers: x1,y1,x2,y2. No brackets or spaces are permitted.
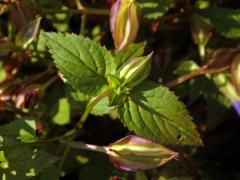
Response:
0,0,240,179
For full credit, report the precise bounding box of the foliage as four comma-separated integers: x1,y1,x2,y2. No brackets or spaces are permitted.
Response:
0,0,239,179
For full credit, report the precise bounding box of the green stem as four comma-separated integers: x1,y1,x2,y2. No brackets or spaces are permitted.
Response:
56,90,108,172
80,14,87,35
26,67,56,84
199,44,206,60
57,90,108,140
58,147,70,172
41,75,58,91
76,90,108,128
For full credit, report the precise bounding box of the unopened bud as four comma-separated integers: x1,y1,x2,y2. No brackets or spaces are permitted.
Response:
231,53,240,96
108,135,178,171
110,0,140,52
119,53,152,88
191,15,212,58
213,73,240,103
15,84,43,109
15,17,41,49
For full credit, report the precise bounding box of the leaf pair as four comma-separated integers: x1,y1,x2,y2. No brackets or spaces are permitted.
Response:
44,33,202,146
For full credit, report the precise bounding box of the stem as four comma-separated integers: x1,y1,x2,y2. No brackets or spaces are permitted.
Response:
26,67,56,84
55,90,109,171
41,75,58,90
4,103,30,116
2,138,59,149
58,147,70,171
76,90,108,128
80,14,87,35
61,140,109,154
199,44,206,60
75,0,87,35
165,66,230,87
53,89,108,174
38,8,109,16
75,0,85,10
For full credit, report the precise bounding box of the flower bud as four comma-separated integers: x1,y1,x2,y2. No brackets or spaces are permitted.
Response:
119,53,152,88
15,17,41,49
15,84,43,109
110,0,140,52
191,14,212,58
231,53,240,96
213,73,240,103
108,135,178,171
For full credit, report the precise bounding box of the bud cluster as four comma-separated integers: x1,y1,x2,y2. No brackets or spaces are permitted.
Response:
107,53,152,105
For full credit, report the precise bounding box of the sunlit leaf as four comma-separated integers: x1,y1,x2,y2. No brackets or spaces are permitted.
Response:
44,33,116,97
53,97,70,125
119,81,203,146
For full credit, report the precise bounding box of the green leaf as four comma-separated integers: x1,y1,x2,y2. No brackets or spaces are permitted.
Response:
119,81,202,146
35,165,59,180
0,61,7,83
65,85,114,116
198,8,240,38
78,152,118,180
174,60,199,75
91,97,115,116
137,0,175,20
0,118,36,143
65,85,89,112
0,119,59,179
44,33,116,96
0,147,58,179
53,97,71,125
115,42,146,70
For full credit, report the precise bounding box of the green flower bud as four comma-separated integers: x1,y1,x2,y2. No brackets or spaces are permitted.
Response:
110,0,140,52
213,73,240,103
108,135,178,171
191,14,212,59
231,53,240,96
15,17,41,49
119,53,152,88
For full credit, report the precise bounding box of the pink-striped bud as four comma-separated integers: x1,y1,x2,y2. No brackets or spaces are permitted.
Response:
108,135,178,171
110,0,140,52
